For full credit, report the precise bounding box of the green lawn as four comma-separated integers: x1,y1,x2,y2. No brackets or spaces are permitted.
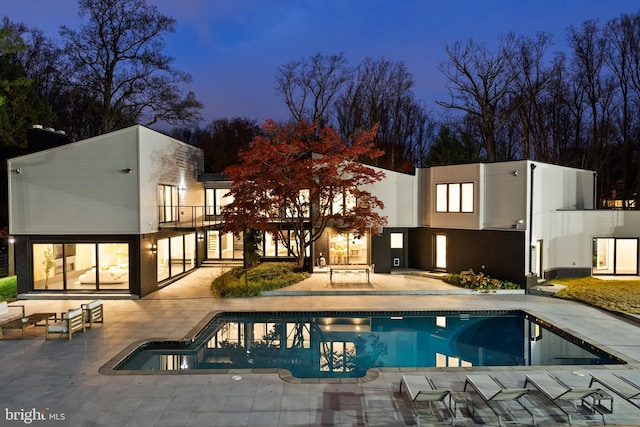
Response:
0,276,17,302
550,276,640,314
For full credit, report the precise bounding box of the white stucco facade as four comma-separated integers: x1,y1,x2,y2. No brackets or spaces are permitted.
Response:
8,125,203,236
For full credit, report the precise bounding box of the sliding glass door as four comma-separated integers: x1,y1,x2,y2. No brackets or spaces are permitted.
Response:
593,238,638,275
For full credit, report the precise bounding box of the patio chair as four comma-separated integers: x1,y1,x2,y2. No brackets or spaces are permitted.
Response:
400,375,453,426
525,373,606,425
590,372,640,410
464,374,535,426
81,299,103,327
46,308,86,340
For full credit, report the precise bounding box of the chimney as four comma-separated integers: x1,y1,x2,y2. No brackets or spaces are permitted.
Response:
26,125,71,153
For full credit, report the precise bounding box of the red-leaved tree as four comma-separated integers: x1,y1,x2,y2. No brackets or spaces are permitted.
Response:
222,119,388,269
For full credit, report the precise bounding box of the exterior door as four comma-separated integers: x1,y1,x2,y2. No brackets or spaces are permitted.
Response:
435,234,447,270
534,239,543,278
593,237,638,275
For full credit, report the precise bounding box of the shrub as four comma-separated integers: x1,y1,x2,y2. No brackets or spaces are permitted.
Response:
443,269,520,291
211,262,310,297
0,276,18,302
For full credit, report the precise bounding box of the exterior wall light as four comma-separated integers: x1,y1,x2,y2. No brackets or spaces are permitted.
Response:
150,243,157,254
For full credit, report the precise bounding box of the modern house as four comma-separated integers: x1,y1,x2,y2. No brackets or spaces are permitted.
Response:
410,160,640,285
8,125,206,298
7,125,639,298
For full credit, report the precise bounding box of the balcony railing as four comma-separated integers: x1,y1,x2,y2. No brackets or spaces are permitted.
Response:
158,206,223,229
158,205,312,229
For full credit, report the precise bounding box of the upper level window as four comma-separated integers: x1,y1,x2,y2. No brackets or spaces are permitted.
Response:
205,188,234,216
158,184,178,222
436,183,474,213
332,190,356,215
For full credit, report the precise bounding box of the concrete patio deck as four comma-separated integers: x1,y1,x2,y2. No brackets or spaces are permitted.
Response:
1,267,640,426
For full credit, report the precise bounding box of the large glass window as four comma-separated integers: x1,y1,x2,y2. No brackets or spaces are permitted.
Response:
435,183,474,213
221,232,236,259
328,232,368,265
33,242,128,291
206,230,243,260
594,237,638,275
170,236,185,275
264,232,277,256
96,243,129,289
157,238,170,281
277,231,290,257
332,190,356,215
157,233,197,282
185,233,196,270
33,244,63,290
616,239,638,275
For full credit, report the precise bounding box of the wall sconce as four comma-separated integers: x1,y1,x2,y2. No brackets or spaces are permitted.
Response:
150,243,157,254
198,233,205,242
120,168,132,174
13,168,22,174
178,185,186,194
8,236,15,244
512,170,519,176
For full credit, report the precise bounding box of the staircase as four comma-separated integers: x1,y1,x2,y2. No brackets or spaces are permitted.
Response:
200,259,243,268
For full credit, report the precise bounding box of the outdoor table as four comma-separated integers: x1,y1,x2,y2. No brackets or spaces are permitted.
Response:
329,266,370,284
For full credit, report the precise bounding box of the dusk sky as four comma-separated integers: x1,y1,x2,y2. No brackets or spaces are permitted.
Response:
1,0,640,128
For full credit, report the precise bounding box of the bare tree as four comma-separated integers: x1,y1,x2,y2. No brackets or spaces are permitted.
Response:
505,32,553,160
275,52,351,125
567,19,617,199
437,34,520,162
335,57,428,171
60,0,202,136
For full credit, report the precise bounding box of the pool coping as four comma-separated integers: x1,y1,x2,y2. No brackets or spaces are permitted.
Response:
99,309,631,381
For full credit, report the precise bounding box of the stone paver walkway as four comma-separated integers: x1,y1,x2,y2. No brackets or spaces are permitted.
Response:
1,268,639,426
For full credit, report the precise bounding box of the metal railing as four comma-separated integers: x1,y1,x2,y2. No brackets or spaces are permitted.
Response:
158,206,223,229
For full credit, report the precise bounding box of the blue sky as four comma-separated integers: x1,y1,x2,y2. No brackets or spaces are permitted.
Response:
1,0,640,126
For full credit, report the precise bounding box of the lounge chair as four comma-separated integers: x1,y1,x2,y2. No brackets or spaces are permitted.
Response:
525,373,606,425
590,372,640,410
81,299,103,327
400,375,453,426
46,308,86,340
464,374,535,426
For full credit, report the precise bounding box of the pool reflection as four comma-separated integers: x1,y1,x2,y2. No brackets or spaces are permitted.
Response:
117,311,624,378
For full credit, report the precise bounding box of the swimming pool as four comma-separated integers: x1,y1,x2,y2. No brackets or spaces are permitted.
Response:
111,310,624,378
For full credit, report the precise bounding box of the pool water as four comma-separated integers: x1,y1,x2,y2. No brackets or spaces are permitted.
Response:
114,311,624,378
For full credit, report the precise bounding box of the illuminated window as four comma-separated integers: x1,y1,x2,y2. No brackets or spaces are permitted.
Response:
436,352,472,367
332,190,356,215
461,183,474,212
435,183,474,213
158,184,178,222
205,188,233,216
390,233,403,249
